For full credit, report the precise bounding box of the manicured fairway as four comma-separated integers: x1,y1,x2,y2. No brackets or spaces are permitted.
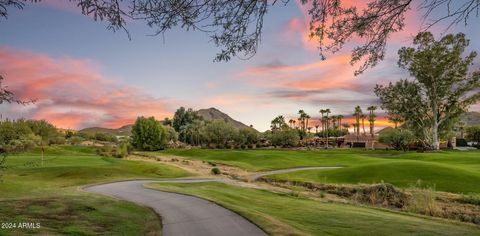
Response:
148,182,480,236
0,146,190,235
161,149,480,193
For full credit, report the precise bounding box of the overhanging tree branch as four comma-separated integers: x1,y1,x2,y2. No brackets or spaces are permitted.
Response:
1,0,480,74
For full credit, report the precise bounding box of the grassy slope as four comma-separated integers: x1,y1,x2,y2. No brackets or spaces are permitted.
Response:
0,146,190,235
161,149,480,193
148,182,480,236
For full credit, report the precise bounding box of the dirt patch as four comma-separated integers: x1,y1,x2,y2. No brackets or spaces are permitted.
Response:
129,153,252,179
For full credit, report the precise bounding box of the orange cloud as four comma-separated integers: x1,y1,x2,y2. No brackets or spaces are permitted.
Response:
239,54,361,92
0,47,174,129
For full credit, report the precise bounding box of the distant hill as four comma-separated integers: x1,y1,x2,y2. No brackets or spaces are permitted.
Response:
79,125,133,136
197,107,253,130
78,108,252,136
461,111,480,126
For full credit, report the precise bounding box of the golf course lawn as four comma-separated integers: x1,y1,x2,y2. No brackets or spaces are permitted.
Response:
148,182,480,236
0,146,191,235
161,149,480,193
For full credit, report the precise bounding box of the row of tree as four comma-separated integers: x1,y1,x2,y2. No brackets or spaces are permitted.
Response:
130,109,261,151
0,119,63,153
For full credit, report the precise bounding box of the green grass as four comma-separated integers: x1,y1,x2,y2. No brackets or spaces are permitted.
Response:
269,161,480,193
0,194,161,236
0,145,191,235
148,182,480,236
160,149,480,193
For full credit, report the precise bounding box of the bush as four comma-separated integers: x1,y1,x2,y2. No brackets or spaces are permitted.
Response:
268,128,300,147
96,145,114,157
207,161,216,167
131,116,168,151
69,136,85,145
115,142,130,158
379,129,415,151
211,167,221,175
94,132,118,143
466,125,480,146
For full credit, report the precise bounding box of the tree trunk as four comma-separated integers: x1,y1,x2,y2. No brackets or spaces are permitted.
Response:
370,123,374,137
432,106,440,150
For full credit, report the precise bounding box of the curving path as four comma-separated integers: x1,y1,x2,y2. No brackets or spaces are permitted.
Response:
84,166,343,236
85,179,267,236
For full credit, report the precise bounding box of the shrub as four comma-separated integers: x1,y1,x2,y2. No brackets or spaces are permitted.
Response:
269,128,300,147
211,167,221,175
379,129,415,151
466,125,480,146
94,132,117,143
96,145,114,157
69,136,84,145
207,161,216,167
115,142,129,158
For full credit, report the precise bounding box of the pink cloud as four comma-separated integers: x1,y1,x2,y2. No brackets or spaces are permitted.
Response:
0,47,174,129
239,54,362,92
283,0,424,54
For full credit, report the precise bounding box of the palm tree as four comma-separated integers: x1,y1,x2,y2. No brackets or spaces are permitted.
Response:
367,106,377,137
337,115,344,129
305,114,311,131
307,127,312,133
315,124,319,134
298,110,307,132
354,106,362,137
342,123,350,132
352,123,360,141
288,119,294,128
271,115,285,131
324,109,331,148
360,113,367,135
331,115,337,130
292,120,296,129
389,116,402,129
319,109,327,133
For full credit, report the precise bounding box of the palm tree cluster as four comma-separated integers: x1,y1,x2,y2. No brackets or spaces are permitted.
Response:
353,105,378,139
271,115,287,131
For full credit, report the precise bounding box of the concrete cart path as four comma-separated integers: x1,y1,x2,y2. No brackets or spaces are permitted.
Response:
85,179,267,236
84,166,344,236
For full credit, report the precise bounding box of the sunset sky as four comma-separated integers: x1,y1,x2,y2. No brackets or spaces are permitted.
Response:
1,0,479,131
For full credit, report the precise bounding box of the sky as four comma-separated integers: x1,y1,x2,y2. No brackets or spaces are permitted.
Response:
1,0,479,131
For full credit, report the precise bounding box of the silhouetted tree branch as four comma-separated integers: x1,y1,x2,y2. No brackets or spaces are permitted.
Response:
1,0,479,74
0,75,32,104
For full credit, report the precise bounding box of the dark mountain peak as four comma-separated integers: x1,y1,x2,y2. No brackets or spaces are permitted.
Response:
197,108,253,130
